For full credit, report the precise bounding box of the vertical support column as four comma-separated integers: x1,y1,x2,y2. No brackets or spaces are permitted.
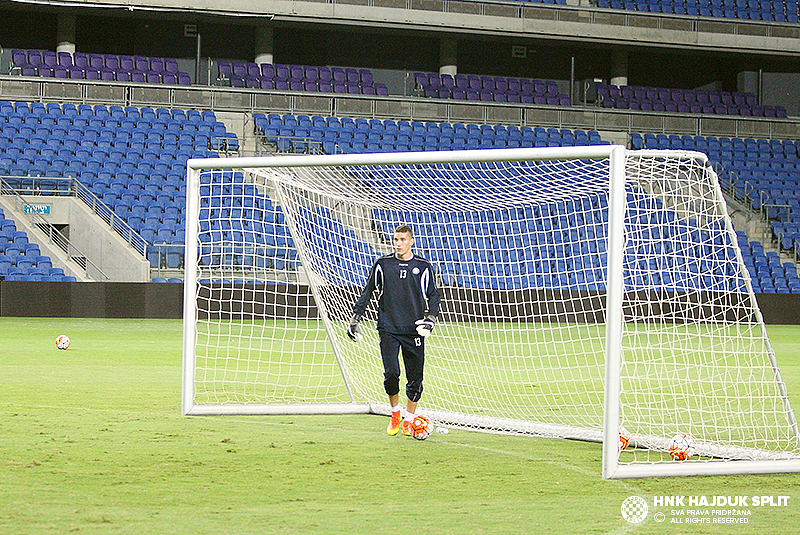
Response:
195,33,203,85
602,145,627,479
439,37,457,77
609,49,628,87
56,13,77,55
181,164,201,416
255,26,275,65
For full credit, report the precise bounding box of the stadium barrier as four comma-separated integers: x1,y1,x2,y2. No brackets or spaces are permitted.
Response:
0,280,798,323
0,281,182,318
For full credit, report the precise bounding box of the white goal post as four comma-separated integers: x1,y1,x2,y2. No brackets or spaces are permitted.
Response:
181,145,800,478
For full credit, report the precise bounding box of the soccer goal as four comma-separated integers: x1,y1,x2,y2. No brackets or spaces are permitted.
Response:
181,145,800,478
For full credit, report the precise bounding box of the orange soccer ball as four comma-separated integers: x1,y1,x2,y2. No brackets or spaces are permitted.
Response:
410,415,433,440
619,427,630,451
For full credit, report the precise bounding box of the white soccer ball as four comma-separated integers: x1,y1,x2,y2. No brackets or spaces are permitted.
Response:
55,334,70,350
668,433,695,460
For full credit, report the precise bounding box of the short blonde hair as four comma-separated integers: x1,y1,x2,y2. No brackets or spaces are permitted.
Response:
395,224,413,237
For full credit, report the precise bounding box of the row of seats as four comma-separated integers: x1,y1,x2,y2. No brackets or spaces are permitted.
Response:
0,100,224,129
0,101,238,154
11,49,191,85
596,0,800,21
0,210,75,281
1,100,214,121
218,63,389,95
254,113,605,154
633,132,800,158
414,73,571,105
598,84,786,117
8,48,790,123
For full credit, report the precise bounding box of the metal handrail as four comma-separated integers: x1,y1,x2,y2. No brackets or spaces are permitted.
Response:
762,201,792,222
718,165,756,209
760,189,771,212
0,177,110,280
71,180,148,257
258,133,328,155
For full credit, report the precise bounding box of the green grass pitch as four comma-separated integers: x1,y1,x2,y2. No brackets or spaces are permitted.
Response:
2,317,800,534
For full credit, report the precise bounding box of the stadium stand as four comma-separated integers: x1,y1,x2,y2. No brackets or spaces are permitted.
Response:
186,173,800,293
249,113,799,293
413,72,571,105
196,171,300,275
260,177,777,294
217,62,389,95
596,83,787,117
9,49,192,85
631,132,800,219
1,94,797,291
594,0,800,22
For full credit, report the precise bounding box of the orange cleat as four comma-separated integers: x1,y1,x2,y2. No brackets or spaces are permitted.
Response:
402,420,412,436
387,411,402,436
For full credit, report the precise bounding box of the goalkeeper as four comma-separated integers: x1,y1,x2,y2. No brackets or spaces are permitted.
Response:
347,224,441,436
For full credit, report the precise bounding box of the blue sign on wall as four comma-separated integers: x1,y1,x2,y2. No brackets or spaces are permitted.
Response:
23,204,51,215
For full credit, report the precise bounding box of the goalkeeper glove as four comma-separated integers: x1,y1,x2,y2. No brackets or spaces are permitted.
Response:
346,316,363,342
415,314,436,337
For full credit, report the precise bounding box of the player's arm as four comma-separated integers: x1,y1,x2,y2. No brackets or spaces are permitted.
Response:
415,263,441,337
348,260,379,341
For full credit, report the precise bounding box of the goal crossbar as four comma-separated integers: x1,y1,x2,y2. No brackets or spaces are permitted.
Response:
183,146,619,171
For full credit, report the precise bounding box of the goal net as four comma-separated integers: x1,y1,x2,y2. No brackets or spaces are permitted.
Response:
181,146,800,478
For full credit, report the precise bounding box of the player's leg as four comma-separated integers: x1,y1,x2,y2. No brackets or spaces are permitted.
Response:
379,331,403,435
400,334,425,435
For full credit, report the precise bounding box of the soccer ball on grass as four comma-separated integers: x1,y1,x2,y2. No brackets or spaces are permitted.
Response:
410,415,433,440
668,433,695,460
55,334,70,350
619,426,630,451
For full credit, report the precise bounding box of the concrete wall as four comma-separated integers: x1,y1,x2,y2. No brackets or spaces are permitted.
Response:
762,73,800,118
63,198,150,281
739,71,800,117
